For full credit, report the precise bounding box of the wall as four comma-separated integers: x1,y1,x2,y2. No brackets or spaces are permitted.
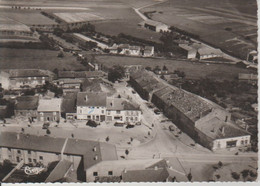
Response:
77,106,106,121
212,135,251,150
38,111,60,122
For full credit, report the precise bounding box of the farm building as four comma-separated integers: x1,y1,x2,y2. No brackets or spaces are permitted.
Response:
142,46,155,57
118,44,141,56
124,65,144,79
179,44,198,59
14,96,39,119
196,47,223,60
139,19,169,32
0,132,117,182
129,70,251,151
0,69,55,90
72,33,109,50
238,73,257,84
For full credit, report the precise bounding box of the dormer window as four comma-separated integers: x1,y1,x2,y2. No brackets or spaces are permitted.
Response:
93,146,97,152
94,155,98,160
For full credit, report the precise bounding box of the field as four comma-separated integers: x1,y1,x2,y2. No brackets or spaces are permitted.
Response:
53,12,103,23
0,48,86,71
0,8,57,25
95,55,256,80
141,0,257,60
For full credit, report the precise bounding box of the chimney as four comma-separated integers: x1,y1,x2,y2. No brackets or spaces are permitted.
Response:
221,127,225,136
16,133,20,140
245,124,249,131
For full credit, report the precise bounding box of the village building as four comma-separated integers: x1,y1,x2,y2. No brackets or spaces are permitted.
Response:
76,92,107,122
61,92,77,120
14,96,39,120
124,65,144,80
196,47,223,60
238,73,257,84
106,98,141,124
130,70,251,151
0,132,117,182
179,44,198,59
58,70,106,80
118,44,141,56
85,159,167,182
142,46,155,57
0,69,55,90
54,79,83,93
37,98,62,122
139,19,169,33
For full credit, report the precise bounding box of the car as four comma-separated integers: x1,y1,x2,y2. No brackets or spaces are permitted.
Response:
169,125,175,131
42,123,50,129
126,124,134,129
154,109,161,115
114,122,124,127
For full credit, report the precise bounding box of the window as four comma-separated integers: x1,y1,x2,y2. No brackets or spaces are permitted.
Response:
93,172,98,176
28,150,31,154
116,110,121,114
94,155,98,160
16,157,20,162
28,158,32,163
241,140,244,145
87,115,91,119
33,159,37,163
97,107,99,109
108,171,113,176
245,140,248,145
101,110,104,114
107,111,111,115
93,146,97,152
8,148,11,152
39,156,43,160
17,150,21,154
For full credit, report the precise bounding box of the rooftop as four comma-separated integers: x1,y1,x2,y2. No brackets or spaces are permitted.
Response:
198,47,223,56
45,159,72,182
0,132,117,170
77,92,107,107
61,93,77,113
141,19,168,27
3,69,54,78
37,98,62,112
238,73,258,80
15,96,39,110
122,168,169,182
106,98,140,111
195,117,250,140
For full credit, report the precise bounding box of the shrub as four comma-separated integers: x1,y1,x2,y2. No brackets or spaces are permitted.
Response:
231,172,240,180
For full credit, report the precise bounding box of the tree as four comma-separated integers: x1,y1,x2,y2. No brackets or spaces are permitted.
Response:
71,133,74,138
21,128,24,133
125,149,129,155
162,65,168,71
241,169,250,181
118,94,121,98
218,161,223,168
231,172,240,180
106,136,110,142
46,129,51,135
108,65,125,83
145,66,152,71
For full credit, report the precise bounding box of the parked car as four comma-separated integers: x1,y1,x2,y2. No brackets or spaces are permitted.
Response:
154,109,161,115
169,125,175,131
126,124,135,129
114,122,124,127
42,123,50,129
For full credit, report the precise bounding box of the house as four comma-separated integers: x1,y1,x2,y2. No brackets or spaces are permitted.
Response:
196,47,223,60
247,50,258,63
85,159,167,182
108,44,119,54
0,132,117,182
37,98,62,122
76,92,107,121
238,73,257,84
179,44,197,59
139,19,169,32
130,70,251,151
14,96,39,119
106,98,141,124
54,79,83,93
118,44,141,56
0,69,55,90
61,93,77,120
142,46,155,57
124,65,144,80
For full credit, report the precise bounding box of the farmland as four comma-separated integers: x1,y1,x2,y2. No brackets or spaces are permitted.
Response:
140,0,257,60
95,55,256,80
0,48,86,71
53,12,103,23
0,8,57,25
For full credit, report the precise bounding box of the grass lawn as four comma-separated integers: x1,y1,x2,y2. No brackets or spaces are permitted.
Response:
0,48,86,71
95,55,256,80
